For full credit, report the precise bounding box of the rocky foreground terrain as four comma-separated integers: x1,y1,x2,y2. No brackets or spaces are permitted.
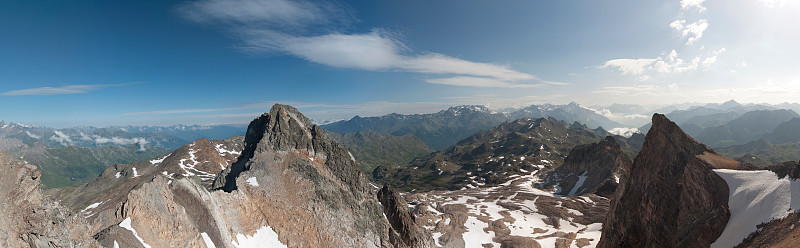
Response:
4,106,800,248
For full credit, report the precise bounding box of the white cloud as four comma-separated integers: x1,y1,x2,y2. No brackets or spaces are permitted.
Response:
607,127,641,138
600,58,658,75
702,56,717,69
680,0,707,12
179,0,554,88
670,19,709,45
50,131,74,146
652,50,699,73
91,135,150,151
758,0,791,8
1,83,138,96
738,61,748,67
25,131,40,139
601,50,706,75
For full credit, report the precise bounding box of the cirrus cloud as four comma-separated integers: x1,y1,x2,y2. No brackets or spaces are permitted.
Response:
178,0,560,88
1,83,140,96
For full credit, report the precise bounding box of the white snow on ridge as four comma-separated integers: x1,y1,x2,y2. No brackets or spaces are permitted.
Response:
131,168,139,178
149,153,170,165
119,217,152,248
114,172,121,179
232,226,286,248
711,169,800,248
179,149,215,179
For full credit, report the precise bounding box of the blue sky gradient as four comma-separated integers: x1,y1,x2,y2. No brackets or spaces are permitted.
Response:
1,0,798,127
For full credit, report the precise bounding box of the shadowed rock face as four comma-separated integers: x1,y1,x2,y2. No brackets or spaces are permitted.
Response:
545,136,632,197
0,150,97,247
378,185,434,248
598,114,731,248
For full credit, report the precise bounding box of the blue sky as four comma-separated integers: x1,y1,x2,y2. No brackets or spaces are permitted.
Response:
1,0,798,127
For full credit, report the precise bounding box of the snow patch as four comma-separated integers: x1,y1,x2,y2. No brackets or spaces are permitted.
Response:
119,217,152,248
463,216,498,248
232,226,286,248
568,172,588,196
201,232,216,248
114,172,121,179
246,177,259,187
215,143,240,156
131,168,139,178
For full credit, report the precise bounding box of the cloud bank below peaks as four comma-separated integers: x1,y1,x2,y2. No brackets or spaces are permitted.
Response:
178,0,558,88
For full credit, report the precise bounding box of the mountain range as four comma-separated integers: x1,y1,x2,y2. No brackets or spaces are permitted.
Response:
3,102,800,247
324,103,623,150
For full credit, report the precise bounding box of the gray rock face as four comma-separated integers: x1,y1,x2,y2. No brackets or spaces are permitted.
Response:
0,150,98,248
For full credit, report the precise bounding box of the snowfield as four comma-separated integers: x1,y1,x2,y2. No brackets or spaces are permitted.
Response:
410,170,606,248
712,169,800,248
232,226,286,248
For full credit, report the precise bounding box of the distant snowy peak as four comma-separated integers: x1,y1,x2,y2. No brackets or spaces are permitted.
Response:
0,121,38,129
442,105,492,115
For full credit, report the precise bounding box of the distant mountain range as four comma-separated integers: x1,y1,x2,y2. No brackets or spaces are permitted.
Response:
323,103,624,150
0,121,246,188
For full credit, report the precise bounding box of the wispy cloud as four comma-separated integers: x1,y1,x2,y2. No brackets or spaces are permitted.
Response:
178,0,560,88
669,19,708,45
425,76,544,88
1,83,140,96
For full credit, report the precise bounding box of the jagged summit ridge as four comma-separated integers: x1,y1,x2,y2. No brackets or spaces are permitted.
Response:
214,104,362,192
598,113,731,247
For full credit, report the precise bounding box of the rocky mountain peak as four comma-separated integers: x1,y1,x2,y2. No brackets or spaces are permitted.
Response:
598,113,731,247
216,104,364,192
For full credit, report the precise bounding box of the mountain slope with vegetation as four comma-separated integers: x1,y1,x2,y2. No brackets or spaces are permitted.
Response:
377,117,607,191
327,130,433,175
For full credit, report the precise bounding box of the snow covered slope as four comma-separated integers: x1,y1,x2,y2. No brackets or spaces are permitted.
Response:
712,169,800,248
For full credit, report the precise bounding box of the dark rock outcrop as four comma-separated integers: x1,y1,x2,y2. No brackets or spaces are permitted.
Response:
545,136,632,197
598,114,731,247
378,185,434,248
0,150,98,247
